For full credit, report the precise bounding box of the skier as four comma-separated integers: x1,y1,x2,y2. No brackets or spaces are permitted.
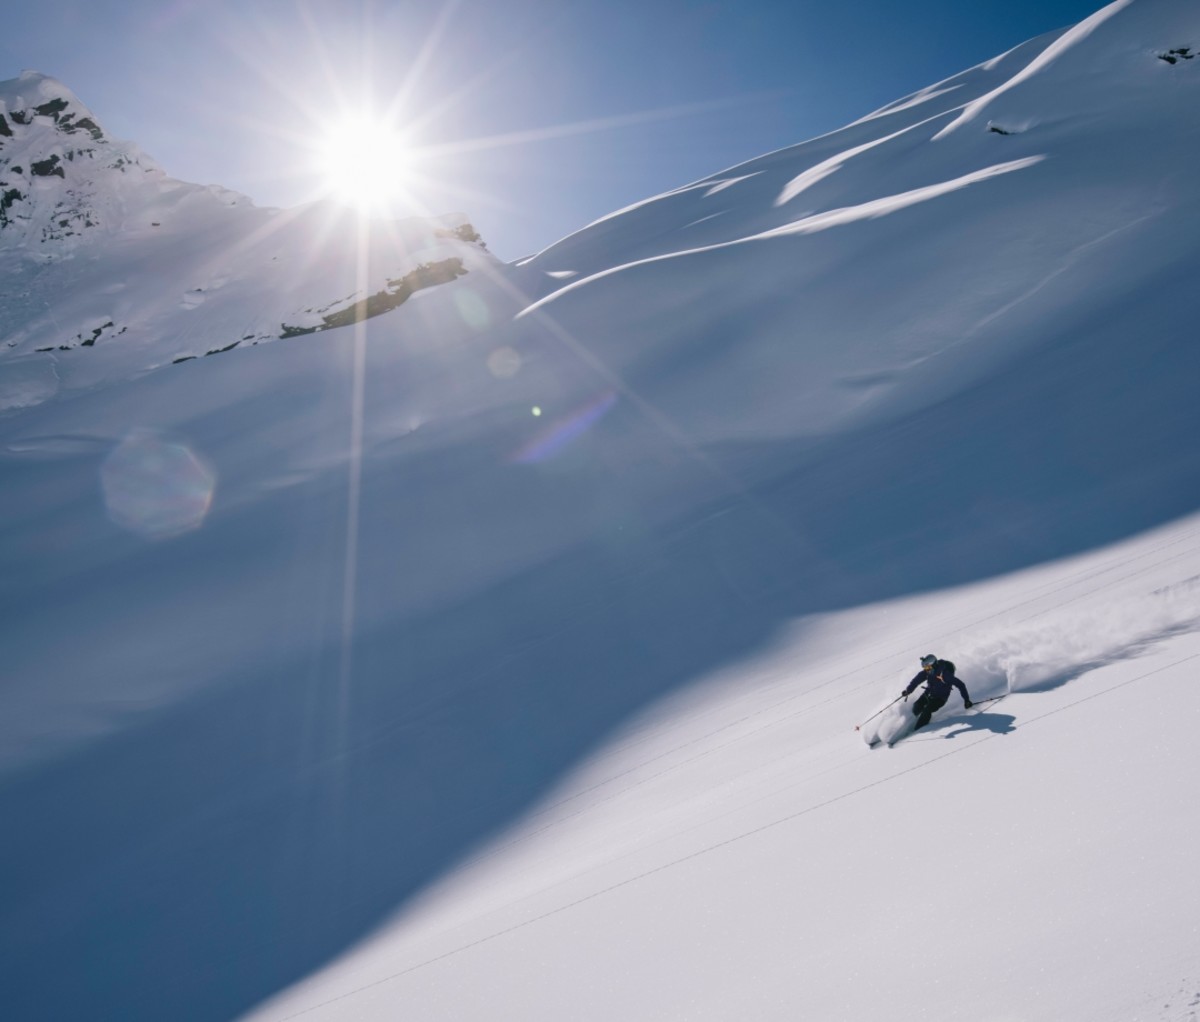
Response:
902,654,973,731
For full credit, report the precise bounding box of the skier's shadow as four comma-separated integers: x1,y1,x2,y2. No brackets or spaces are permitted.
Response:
935,711,1017,740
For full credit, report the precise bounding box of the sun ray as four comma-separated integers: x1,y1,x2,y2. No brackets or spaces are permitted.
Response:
420,92,787,160
388,0,464,121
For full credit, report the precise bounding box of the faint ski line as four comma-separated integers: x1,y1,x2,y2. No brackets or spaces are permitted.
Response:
271,747,957,1021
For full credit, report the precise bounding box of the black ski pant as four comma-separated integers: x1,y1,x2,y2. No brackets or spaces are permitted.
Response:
912,690,949,731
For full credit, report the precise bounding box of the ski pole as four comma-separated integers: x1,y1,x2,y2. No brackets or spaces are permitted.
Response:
854,694,905,731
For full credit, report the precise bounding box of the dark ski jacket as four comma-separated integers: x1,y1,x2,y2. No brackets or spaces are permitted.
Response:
903,659,970,704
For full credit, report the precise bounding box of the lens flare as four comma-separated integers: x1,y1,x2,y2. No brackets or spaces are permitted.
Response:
454,288,491,330
487,346,521,379
101,430,216,539
512,391,618,464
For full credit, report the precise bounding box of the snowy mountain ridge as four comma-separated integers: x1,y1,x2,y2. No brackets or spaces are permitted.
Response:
0,70,182,251
0,70,491,407
3,2,1200,1021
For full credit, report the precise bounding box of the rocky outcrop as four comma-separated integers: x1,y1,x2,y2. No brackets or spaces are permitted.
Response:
279,257,469,338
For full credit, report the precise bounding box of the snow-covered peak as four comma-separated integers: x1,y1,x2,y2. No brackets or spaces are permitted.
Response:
0,70,242,256
0,74,493,397
1,69,100,126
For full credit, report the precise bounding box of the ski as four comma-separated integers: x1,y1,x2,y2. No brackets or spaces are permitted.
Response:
884,694,1007,747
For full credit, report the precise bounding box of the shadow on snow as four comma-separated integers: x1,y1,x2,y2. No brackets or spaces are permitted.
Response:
2,258,1200,1021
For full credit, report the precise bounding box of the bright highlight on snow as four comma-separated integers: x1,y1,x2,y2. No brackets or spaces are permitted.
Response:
315,113,416,212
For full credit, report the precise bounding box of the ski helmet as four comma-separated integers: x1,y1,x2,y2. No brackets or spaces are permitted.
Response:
920,654,937,668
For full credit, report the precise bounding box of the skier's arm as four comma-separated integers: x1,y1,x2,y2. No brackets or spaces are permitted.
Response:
902,673,924,698
951,677,972,706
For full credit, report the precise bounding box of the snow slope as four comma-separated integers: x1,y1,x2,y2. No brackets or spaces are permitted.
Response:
2,1,1200,1020
246,521,1200,1022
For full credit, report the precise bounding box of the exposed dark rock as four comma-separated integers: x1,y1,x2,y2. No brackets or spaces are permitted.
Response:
204,341,240,356
0,187,24,227
436,222,487,248
72,118,104,140
989,125,1014,135
10,110,30,125
0,114,11,138
80,322,114,347
279,258,468,339
31,155,65,178
1158,46,1195,64
34,98,69,118
173,355,197,364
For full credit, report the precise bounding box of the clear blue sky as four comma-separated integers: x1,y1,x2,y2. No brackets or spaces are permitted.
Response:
4,0,1105,260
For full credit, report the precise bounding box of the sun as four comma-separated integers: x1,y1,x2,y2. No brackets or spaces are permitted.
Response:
315,113,416,213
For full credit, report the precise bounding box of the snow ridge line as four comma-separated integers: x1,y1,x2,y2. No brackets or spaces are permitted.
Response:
268,648,1200,1022
932,0,1136,139
518,152,1042,318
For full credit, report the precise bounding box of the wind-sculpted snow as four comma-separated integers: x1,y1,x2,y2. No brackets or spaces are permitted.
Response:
763,156,1048,235
934,0,1136,139
774,120,927,206
527,155,1047,313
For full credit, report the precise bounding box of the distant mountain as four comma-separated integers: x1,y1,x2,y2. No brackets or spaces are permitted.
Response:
0,71,490,406
0,72,167,242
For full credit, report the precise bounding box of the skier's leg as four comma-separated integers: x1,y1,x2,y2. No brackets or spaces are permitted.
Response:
914,692,948,731
911,692,932,731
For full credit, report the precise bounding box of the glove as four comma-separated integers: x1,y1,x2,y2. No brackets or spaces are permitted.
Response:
901,691,909,701
964,699,973,709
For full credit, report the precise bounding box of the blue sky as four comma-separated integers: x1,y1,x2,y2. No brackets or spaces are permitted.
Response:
4,0,1104,260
